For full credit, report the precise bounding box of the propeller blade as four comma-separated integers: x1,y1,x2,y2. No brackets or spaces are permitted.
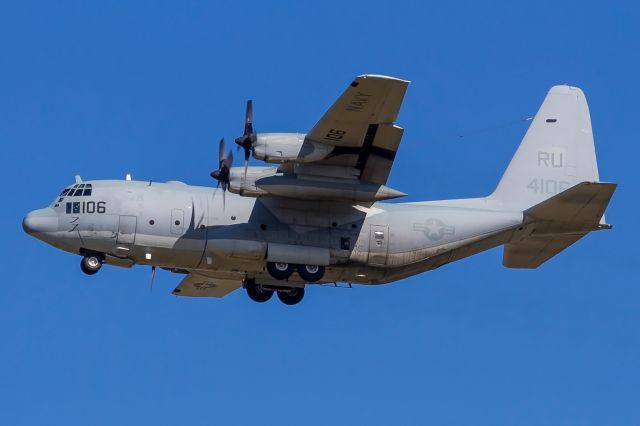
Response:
235,100,255,152
212,139,234,186
219,138,226,164
227,149,234,169
244,100,253,135
222,184,226,210
243,140,250,181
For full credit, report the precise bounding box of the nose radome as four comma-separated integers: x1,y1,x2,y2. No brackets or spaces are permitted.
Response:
23,208,58,235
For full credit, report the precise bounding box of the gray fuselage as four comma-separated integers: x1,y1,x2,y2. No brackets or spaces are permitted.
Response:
24,179,525,285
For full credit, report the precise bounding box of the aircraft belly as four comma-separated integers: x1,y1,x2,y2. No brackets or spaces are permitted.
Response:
134,233,206,268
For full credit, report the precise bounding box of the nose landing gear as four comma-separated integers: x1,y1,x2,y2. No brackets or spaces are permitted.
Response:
80,253,104,275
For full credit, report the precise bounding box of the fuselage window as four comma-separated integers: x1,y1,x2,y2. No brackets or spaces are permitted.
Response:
67,189,76,196
59,188,70,196
66,203,72,214
84,188,92,196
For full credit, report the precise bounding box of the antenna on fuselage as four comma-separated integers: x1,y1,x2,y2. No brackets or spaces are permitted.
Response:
149,266,156,293
125,173,132,181
75,175,82,184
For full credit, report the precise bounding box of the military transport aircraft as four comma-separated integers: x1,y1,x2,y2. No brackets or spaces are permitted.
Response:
23,75,616,305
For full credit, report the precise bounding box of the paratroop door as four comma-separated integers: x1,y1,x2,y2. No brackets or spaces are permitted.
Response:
368,225,389,265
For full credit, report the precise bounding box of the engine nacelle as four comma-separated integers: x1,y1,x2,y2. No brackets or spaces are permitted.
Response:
227,166,277,197
253,133,333,164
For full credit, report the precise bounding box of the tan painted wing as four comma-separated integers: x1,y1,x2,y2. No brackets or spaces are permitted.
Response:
304,74,409,185
172,273,241,298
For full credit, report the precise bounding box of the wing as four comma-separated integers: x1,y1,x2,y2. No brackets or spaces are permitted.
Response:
172,273,241,298
303,74,409,185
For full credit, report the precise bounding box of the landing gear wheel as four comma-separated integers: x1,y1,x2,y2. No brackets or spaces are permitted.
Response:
297,265,325,283
277,287,305,305
80,254,103,275
266,262,295,280
245,280,274,303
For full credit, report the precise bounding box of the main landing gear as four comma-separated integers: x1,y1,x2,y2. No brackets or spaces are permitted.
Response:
277,287,305,305
245,280,274,303
258,262,325,305
266,262,295,280
266,262,325,282
80,253,104,275
244,279,305,306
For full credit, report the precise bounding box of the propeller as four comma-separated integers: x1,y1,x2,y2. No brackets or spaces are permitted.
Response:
210,138,234,208
234,100,256,180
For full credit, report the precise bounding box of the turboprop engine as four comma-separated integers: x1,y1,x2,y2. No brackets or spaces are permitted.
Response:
234,100,334,167
227,166,275,197
252,133,333,164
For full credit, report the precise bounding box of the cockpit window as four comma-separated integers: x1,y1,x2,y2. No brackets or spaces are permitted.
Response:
60,184,92,197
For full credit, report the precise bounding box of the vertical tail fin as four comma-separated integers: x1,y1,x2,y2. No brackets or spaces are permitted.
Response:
491,85,600,211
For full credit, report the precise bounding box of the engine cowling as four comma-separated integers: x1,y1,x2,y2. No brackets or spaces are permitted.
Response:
253,133,334,164
227,166,277,197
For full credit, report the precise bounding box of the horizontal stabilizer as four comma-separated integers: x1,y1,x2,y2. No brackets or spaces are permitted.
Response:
503,181,616,268
503,233,586,269
525,181,616,227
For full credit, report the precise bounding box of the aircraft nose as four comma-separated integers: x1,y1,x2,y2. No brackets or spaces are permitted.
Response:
23,208,58,235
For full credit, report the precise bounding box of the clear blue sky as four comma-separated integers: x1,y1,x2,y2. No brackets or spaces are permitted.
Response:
1,1,637,425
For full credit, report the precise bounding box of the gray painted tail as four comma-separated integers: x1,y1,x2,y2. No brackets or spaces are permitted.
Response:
490,85,601,211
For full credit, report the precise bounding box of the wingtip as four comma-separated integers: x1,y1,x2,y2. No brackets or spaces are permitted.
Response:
356,74,411,84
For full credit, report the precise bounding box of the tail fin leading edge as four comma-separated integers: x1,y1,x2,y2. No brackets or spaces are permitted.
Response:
491,85,600,211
